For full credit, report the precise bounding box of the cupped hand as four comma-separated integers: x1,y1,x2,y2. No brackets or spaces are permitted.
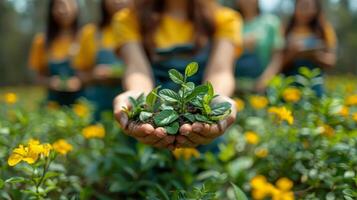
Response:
93,64,112,80
175,96,237,148
113,91,176,150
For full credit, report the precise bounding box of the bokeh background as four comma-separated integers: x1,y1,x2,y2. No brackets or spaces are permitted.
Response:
0,0,357,86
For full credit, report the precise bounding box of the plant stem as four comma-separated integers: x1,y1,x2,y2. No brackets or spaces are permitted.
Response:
35,157,51,195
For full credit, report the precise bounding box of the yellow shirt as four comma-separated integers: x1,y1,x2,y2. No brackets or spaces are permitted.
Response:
288,22,337,50
73,24,118,70
112,7,243,55
28,33,75,72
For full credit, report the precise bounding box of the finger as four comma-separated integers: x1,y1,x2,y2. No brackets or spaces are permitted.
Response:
205,124,222,138
175,135,197,148
128,123,153,138
153,127,167,139
179,124,192,136
139,134,161,145
192,122,204,134
115,111,129,129
187,132,211,145
153,136,175,149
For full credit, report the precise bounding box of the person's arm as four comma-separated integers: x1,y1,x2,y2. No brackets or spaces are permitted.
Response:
255,51,284,93
120,43,154,93
308,49,336,69
204,39,236,96
113,43,175,150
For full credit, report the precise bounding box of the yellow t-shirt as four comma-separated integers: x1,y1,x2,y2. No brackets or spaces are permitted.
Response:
28,33,75,72
288,22,337,50
112,7,243,55
73,24,118,70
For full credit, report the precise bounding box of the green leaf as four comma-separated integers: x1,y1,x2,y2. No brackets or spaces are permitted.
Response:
169,69,184,84
195,114,211,123
5,177,25,184
165,122,180,135
211,102,231,116
0,178,4,189
231,183,248,200
203,103,212,115
44,171,59,180
139,111,153,122
185,62,199,77
207,82,214,98
186,85,208,101
146,86,161,109
129,97,138,107
159,89,180,103
154,110,179,127
183,113,195,122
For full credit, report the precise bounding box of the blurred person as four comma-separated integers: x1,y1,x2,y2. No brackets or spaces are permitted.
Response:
257,0,337,96
73,0,131,119
112,0,243,150
235,0,284,93
28,0,82,106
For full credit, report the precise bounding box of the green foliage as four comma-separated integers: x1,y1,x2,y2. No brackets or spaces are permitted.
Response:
125,62,232,134
0,68,357,199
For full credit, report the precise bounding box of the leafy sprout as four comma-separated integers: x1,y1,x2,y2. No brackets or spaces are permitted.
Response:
125,62,232,135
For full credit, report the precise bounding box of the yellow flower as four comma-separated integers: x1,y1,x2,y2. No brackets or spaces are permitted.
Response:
282,88,301,103
245,131,260,145
250,96,269,110
8,145,27,166
268,106,294,125
4,92,17,104
276,178,293,191
338,106,349,117
73,103,89,118
173,148,200,160
82,124,106,139
42,143,53,157
234,98,245,112
321,124,335,138
53,139,73,155
353,113,357,122
255,148,268,158
7,140,52,166
345,94,357,106
250,175,275,200
272,190,295,200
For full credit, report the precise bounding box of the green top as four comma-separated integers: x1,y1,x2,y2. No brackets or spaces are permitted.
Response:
243,14,284,69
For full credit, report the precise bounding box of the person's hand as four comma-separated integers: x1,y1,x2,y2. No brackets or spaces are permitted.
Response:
113,91,176,150
48,76,61,91
66,77,82,92
93,65,113,80
254,78,268,94
175,96,237,148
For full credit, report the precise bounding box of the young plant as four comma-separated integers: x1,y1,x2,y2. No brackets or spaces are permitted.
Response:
124,62,232,135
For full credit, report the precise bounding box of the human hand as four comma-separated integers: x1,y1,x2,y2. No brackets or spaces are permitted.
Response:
93,65,113,80
66,76,82,92
113,91,176,150
175,96,236,148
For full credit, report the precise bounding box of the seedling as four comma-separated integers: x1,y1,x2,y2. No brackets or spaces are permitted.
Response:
123,62,232,135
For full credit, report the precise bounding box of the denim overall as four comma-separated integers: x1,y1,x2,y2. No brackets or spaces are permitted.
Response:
84,48,123,120
48,59,82,106
235,53,264,79
152,44,222,153
283,36,325,97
